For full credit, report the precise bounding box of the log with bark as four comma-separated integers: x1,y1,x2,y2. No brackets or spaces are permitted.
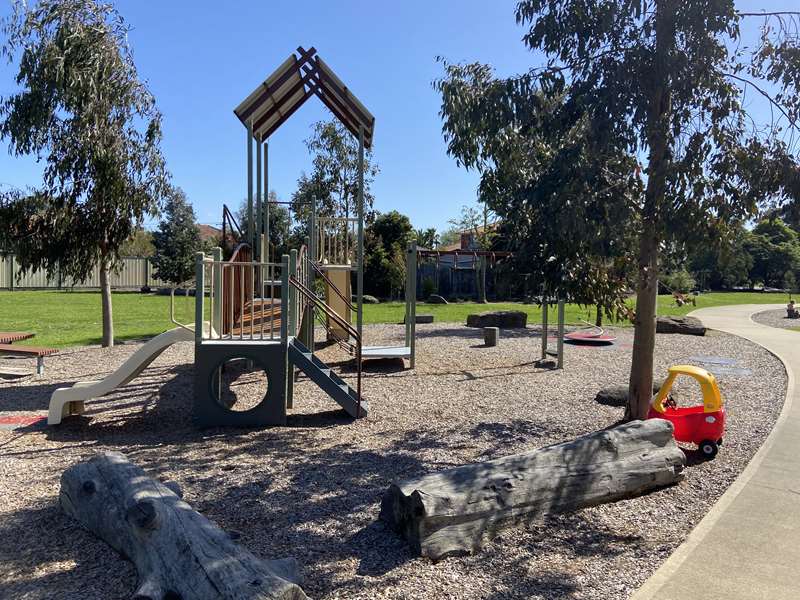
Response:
60,452,308,600
380,419,685,561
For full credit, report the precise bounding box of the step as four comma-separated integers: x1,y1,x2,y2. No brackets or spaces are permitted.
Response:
288,338,367,418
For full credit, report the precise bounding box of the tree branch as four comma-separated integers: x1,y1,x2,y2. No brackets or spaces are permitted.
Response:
723,72,799,130
737,12,800,17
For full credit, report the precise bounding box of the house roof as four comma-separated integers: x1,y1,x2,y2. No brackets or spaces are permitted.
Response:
233,46,375,148
197,224,222,242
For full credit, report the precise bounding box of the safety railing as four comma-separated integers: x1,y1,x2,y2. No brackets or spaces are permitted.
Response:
194,245,284,341
288,272,362,415
315,217,358,266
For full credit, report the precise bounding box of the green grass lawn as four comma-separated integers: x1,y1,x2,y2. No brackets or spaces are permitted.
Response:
0,290,789,348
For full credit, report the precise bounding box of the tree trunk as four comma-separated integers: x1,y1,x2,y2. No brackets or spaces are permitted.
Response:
60,452,308,600
627,223,660,420
595,303,603,327
99,253,114,348
380,420,684,561
626,0,676,421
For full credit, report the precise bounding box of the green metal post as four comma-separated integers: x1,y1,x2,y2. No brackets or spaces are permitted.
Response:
356,128,365,341
409,241,417,368
256,136,262,262
212,247,223,337
310,195,317,263
280,254,292,409
264,141,270,263
194,252,205,342
557,297,565,369
289,249,297,337
247,122,254,248
288,249,298,411
280,254,289,343
541,293,549,360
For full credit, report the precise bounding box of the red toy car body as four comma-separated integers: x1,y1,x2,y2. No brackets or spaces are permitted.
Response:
647,365,726,459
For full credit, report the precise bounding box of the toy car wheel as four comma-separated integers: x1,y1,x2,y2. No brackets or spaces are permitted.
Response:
699,439,719,459
717,437,723,446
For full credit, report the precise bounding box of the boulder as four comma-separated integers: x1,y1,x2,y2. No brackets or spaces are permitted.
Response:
656,315,706,336
403,314,434,324
466,310,527,329
595,379,664,407
353,294,380,304
427,294,448,304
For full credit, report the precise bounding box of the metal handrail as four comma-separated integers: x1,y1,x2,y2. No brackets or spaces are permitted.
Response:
289,273,362,416
307,257,357,313
169,287,196,334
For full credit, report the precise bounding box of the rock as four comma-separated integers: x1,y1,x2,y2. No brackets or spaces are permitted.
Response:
466,310,527,329
403,314,434,324
363,295,380,304
595,379,664,407
656,315,706,336
427,294,448,304
484,327,499,347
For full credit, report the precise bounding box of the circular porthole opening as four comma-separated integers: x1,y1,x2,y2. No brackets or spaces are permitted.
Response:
211,357,269,412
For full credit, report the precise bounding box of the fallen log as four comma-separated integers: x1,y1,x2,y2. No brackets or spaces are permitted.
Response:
60,452,308,600
380,419,685,561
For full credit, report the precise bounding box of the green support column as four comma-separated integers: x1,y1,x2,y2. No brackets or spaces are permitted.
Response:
557,298,565,369
256,136,262,262
356,128,365,342
264,140,270,263
247,122,254,248
541,293,549,360
194,252,205,342
407,240,417,368
288,249,298,338
212,247,223,337
280,254,292,410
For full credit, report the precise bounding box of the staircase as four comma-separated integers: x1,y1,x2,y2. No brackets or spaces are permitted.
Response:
288,337,367,418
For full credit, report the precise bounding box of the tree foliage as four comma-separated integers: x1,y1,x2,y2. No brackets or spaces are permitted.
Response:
435,63,641,319
363,211,413,299
0,0,169,345
151,188,200,286
437,2,800,419
290,120,379,224
414,227,439,249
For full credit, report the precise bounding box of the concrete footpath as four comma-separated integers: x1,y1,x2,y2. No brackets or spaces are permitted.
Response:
633,304,799,600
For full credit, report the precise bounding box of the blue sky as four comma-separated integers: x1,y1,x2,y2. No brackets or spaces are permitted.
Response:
0,1,793,232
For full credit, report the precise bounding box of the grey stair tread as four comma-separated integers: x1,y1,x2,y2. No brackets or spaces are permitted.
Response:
287,338,367,418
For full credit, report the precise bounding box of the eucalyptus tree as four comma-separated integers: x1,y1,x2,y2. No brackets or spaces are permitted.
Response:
0,0,169,347
290,120,379,224
436,63,641,325
151,188,200,286
439,2,800,419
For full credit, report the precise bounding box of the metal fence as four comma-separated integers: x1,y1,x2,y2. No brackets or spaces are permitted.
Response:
0,255,167,290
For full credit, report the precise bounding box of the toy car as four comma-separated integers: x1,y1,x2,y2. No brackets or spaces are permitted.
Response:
647,365,725,459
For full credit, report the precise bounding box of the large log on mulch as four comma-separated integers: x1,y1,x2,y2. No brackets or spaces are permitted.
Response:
380,420,685,561
466,310,527,328
60,452,307,600
656,315,706,336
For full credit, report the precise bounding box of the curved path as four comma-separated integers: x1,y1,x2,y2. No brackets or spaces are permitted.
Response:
633,304,798,600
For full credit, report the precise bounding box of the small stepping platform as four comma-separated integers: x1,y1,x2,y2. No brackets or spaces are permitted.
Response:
362,345,411,359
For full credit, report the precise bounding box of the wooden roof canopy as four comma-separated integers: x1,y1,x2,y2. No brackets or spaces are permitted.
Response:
234,46,375,148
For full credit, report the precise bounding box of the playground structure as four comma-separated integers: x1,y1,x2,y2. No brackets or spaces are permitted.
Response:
48,46,421,427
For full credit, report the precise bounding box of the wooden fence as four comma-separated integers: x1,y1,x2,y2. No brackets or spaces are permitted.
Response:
0,255,167,290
